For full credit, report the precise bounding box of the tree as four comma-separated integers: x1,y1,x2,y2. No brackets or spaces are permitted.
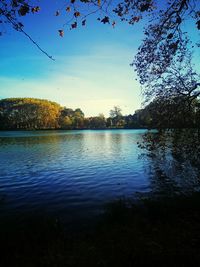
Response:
109,106,122,118
74,108,84,117
59,107,85,129
72,108,85,128
109,106,125,127
0,98,89,130
60,108,74,117
59,115,73,129
142,51,200,104
0,98,61,129
87,114,106,129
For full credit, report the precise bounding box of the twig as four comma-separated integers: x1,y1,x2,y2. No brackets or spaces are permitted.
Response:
1,9,55,61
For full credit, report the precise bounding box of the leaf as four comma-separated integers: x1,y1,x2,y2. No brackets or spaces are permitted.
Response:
58,30,64,37
196,20,200,30
140,4,150,12
66,7,71,12
12,0,18,8
55,10,60,16
98,0,101,6
101,16,110,24
112,21,116,28
18,5,30,16
74,11,81,17
167,33,173,39
169,42,178,50
82,19,86,26
32,6,40,13
132,16,140,23
71,22,77,29
71,0,75,3
18,22,24,28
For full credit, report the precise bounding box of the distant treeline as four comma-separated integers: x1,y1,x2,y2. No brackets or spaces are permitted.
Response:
0,97,199,130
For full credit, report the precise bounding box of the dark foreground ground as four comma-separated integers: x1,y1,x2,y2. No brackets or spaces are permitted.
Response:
1,193,200,267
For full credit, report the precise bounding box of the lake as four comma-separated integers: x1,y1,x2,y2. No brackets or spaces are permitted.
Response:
0,129,199,226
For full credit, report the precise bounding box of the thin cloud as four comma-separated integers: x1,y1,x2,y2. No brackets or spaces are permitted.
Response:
0,44,142,116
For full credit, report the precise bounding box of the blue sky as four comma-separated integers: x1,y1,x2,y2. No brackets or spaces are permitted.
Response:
0,1,199,117
0,1,145,117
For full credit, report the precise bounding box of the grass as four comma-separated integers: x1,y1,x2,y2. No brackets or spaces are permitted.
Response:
1,193,200,266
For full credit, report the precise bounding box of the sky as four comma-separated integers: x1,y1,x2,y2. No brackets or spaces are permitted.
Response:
0,1,199,117
0,1,145,117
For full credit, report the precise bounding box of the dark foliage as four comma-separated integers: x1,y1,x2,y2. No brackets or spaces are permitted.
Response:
1,193,200,266
0,97,200,130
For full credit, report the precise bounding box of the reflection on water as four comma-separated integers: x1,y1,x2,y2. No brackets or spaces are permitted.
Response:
0,129,199,224
140,129,200,197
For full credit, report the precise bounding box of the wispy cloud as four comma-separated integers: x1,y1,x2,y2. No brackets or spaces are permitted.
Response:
0,44,142,116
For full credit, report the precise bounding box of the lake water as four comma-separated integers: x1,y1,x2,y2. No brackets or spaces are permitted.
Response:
0,129,199,225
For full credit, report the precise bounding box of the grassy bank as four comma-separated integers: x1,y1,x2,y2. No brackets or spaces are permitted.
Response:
1,193,200,266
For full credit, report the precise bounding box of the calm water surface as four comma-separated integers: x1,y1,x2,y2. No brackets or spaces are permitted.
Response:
0,129,199,224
